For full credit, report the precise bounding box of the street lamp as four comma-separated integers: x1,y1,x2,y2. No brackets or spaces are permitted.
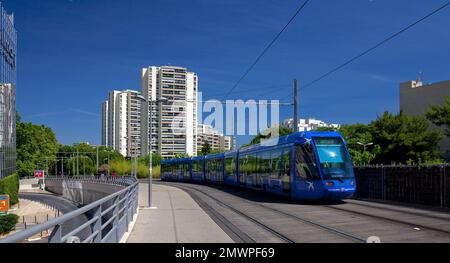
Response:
124,136,138,178
103,148,114,177
136,95,168,208
357,142,374,153
357,142,374,166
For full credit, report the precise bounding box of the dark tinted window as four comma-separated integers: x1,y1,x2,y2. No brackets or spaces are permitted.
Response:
295,144,321,180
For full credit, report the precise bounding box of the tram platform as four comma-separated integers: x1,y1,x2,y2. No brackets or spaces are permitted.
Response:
125,183,233,243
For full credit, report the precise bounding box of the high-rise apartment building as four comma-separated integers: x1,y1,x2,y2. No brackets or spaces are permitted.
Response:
0,3,16,179
197,124,235,153
102,90,142,157
141,66,198,158
101,101,108,146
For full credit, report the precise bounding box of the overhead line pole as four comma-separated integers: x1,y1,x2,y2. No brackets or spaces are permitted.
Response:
294,79,299,133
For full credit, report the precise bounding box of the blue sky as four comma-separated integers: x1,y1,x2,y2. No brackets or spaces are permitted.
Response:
3,0,450,147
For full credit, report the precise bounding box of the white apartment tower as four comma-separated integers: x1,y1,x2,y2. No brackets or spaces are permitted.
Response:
102,90,142,157
101,101,108,146
141,66,198,158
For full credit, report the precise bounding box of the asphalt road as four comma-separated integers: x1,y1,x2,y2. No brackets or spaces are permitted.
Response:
19,193,92,241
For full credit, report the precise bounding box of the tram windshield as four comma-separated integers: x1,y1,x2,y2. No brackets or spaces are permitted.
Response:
313,137,355,180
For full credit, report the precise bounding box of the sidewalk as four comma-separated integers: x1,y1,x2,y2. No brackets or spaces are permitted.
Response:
2,199,60,241
126,183,233,243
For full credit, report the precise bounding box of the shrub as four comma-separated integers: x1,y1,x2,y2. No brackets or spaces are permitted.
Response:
0,173,19,205
0,214,19,235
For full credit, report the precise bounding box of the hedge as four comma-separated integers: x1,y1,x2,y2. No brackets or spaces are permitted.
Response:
0,173,19,205
0,214,19,235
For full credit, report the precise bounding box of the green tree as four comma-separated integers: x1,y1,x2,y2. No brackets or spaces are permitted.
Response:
16,119,59,177
370,111,442,165
339,124,380,166
138,152,162,166
200,142,212,156
426,97,450,136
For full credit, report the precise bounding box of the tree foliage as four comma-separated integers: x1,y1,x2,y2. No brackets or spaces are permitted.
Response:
426,97,450,136
0,214,19,235
200,142,212,156
16,119,59,177
339,124,380,166
370,111,442,165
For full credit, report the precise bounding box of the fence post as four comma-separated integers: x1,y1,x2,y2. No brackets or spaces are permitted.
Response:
440,165,444,208
381,165,386,200
125,189,130,232
93,205,102,243
444,165,447,208
49,225,62,243
113,196,120,242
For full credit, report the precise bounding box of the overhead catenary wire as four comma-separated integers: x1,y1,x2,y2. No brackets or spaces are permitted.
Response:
300,1,450,91
222,0,311,100
279,1,450,102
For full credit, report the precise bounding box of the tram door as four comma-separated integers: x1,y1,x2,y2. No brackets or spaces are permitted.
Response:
294,144,321,196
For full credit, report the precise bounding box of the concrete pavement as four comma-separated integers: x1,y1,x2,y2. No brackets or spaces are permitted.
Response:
126,183,233,243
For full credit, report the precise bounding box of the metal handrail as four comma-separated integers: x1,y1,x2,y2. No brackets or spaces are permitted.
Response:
0,177,139,243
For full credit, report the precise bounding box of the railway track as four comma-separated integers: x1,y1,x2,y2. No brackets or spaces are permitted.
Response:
167,182,366,243
324,202,450,235
174,183,295,243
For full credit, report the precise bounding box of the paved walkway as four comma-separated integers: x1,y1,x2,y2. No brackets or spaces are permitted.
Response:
126,183,233,243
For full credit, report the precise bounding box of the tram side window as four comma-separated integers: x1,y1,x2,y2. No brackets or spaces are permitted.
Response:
218,159,223,177
270,150,282,179
205,161,210,178
295,144,320,180
193,161,202,174
210,160,215,177
239,156,247,183
246,154,255,176
260,151,271,178
225,157,235,177
282,148,290,177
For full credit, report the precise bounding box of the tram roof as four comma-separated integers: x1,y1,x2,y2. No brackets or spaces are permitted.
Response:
161,131,345,163
239,131,344,153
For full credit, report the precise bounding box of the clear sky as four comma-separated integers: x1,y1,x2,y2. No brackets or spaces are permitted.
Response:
3,0,450,147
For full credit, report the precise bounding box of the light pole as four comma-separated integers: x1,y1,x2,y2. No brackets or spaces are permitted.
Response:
136,95,168,208
357,142,374,153
124,136,138,178
357,142,374,166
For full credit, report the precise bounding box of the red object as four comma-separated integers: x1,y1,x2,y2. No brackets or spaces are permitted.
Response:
112,172,117,178
0,195,10,212
34,170,44,178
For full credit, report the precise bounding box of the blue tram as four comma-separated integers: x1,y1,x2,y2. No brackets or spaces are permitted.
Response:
161,132,356,201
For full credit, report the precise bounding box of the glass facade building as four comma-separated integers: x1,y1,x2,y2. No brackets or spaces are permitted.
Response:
0,3,16,179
